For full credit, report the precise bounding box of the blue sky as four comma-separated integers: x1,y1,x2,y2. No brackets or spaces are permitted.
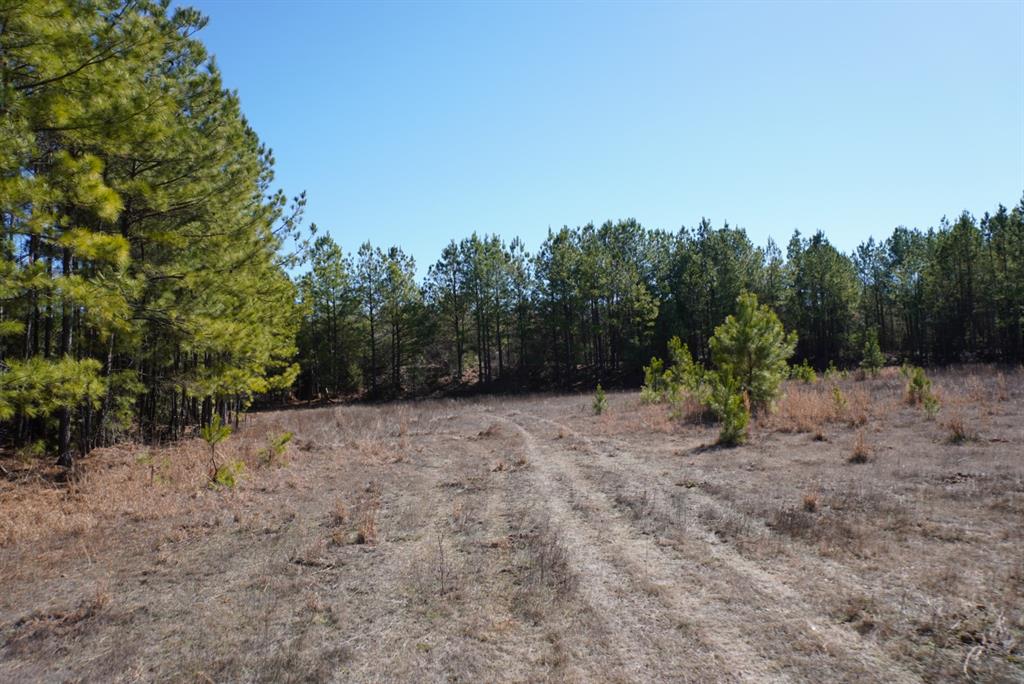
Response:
188,0,1023,272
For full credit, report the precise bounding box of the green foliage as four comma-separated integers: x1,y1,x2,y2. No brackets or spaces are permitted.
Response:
905,366,931,404
15,440,46,464
200,415,233,449
709,292,796,412
666,336,704,394
789,360,817,383
0,357,104,421
201,415,233,482
641,337,704,406
212,460,245,489
707,372,749,445
0,0,306,459
903,366,941,417
260,431,294,466
859,329,885,376
640,357,668,403
831,385,848,414
593,384,608,415
824,361,847,382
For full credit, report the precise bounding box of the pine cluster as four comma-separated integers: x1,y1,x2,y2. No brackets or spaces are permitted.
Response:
1,1,304,464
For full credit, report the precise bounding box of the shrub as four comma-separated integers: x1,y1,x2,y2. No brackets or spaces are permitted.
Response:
213,459,245,488
709,292,796,413
640,357,668,403
789,359,817,383
640,337,702,404
667,336,704,393
904,366,940,417
593,384,607,415
200,414,232,483
260,431,294,466
824,361,847,382
708,372,749,445
859,329,885,377
831,384,848,415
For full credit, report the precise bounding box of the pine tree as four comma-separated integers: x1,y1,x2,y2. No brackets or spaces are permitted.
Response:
709,292,797,412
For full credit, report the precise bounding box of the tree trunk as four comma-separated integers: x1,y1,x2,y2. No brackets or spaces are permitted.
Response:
56,248,74,468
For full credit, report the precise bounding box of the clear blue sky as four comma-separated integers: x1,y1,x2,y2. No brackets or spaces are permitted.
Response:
188,0,1023,272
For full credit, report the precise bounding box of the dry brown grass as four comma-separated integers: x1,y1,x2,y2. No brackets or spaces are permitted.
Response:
0,411,307,548
943,413,978,444
1,368,1022,683
770,384,836,433
849,431,871,464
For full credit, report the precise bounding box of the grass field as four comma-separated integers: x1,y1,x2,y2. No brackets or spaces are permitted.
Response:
1,367,1022,682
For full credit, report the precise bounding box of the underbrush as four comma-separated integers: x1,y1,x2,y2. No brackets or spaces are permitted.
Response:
0,415,298,547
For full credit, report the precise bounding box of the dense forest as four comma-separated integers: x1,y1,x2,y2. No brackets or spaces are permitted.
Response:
1,2,1023,465
295,206,1024,400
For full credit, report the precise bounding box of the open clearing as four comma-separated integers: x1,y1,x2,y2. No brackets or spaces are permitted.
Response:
1,368,1022,682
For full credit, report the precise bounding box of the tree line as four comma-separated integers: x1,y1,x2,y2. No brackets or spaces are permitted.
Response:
1,1,305,465
296,202,1024,400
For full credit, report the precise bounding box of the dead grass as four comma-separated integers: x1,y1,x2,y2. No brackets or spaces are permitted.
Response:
0,414,302,548
849,431,871,463
943,413,979,444
1,367,1022,682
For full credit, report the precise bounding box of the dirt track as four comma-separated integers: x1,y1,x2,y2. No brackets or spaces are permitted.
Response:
1,373,1022,682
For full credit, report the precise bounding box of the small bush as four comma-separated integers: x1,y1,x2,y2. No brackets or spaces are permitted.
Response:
859,329,885,377
260,431,294,466
789,360,817,383
803,493,820,512
593,384,607,415
212,459,245,488
200,415,233,483
824,361,847,382
904,366,940,417
831,384,848,415
708,373,749,446
640,357,668,403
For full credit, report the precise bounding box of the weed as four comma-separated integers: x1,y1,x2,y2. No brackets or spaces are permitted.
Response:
330,499,348,526
355,496,379,545
15,440,46,464
944,414,977,444
849,431,871,463
803,493,820,512
824,361,847,382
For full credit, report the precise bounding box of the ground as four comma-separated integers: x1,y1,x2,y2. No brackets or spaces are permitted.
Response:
1,367,1022,682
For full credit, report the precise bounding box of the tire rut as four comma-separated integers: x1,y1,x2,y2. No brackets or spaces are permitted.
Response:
505,408,923,683
488,411,784,683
